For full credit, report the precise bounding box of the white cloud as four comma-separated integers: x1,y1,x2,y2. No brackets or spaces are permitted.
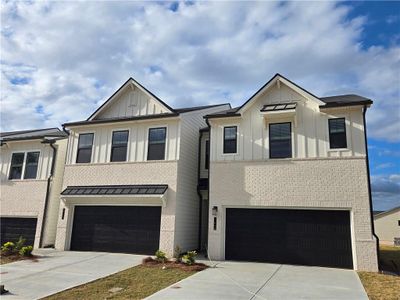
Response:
371,174,400,210
0,1,399,141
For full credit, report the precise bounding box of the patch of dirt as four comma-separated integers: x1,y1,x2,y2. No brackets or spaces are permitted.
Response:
0,253,39,265
142,257,208,272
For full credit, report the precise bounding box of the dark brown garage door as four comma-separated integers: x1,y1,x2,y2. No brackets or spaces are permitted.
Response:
70,206,161,255
225,208,353,269
0,217,37,246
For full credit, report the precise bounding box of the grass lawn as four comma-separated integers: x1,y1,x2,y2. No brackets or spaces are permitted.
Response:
379,245,400,274
358,272,400,300
358,245,400,300
43,264,197,300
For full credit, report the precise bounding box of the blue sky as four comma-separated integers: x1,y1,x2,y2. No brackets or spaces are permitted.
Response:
1,1,399,210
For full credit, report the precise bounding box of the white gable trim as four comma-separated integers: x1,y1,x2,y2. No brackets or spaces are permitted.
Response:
88,78,174,121
238,74,325,114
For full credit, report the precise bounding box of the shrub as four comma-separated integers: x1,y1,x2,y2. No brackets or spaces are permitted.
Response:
155,250,167,262
15,236,26,251
19,246,33,257
1,242,15,255
173,245,182,262
182,250,197,265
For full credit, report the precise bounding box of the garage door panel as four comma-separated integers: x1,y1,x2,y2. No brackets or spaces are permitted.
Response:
0,218,37,246
225,208,353,269
70,206,161,255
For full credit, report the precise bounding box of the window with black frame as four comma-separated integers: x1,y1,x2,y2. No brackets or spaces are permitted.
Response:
110,130,129,162
329,118,347,149
223,126,237,154
8,152,25,179
269,122,292,158
147,127,166,160
76,133,94,163
24,152,40,179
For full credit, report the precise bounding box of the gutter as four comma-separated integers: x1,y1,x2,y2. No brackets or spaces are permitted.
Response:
196,129,204,251
39,139,57,248
363,105,380,271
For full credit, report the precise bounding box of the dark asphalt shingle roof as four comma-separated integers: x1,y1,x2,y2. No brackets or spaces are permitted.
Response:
0,127,67,142
320,94,373,108
61,185,168,196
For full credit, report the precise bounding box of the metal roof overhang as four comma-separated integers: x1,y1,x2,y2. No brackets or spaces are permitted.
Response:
60,184,168,206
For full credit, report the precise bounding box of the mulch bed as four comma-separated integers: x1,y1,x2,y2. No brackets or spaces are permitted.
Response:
142,257,208,272
0,253,39,265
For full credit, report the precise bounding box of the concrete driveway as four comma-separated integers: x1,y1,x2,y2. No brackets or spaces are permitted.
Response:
0,249,144,299
147,261,368,300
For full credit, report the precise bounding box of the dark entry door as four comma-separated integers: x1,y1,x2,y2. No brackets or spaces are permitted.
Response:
0,217,37,246
225,208,353,269
70,206,161,255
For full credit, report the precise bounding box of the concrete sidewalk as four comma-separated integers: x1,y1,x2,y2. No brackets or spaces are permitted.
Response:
0,249,144,299
147,261,368,300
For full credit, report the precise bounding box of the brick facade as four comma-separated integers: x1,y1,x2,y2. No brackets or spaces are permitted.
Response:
208,157,378,271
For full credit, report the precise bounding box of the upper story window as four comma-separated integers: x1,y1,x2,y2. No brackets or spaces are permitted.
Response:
329,118,347,149
76,133,94,163
205,140,210,170
223,126,237,154
147,127,166,160
269,122,292,159
8,151,40,180
110,130,129,162
24,152,40,179
9,153,25,180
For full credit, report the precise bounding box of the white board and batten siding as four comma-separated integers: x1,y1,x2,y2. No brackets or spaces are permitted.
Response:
95,85,171,120
209,83,366,162
65,120,180,165
0,140,55,181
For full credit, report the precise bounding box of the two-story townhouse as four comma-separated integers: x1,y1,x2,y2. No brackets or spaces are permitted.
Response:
0,128,68,248
203,74,378,272
55,77,230,256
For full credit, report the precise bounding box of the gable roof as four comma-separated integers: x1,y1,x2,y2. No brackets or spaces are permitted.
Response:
0,127,67,143
87,77,175,121
205,74,373,119
237,73,325,114
374,206,400,219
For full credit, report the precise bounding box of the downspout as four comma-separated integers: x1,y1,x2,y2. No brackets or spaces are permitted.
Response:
363,105,380,271
39,140,57,248
196,130,204,251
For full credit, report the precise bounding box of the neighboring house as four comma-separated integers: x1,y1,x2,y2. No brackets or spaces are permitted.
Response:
0,128,68,248
203,73,378,272
54,77,230,256
374,206,400,245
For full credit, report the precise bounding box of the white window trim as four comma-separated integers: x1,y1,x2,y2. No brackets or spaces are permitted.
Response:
8,150,41,181
146,125,169,161
75,131,95,164
108,128,131,163
221,124,240,156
